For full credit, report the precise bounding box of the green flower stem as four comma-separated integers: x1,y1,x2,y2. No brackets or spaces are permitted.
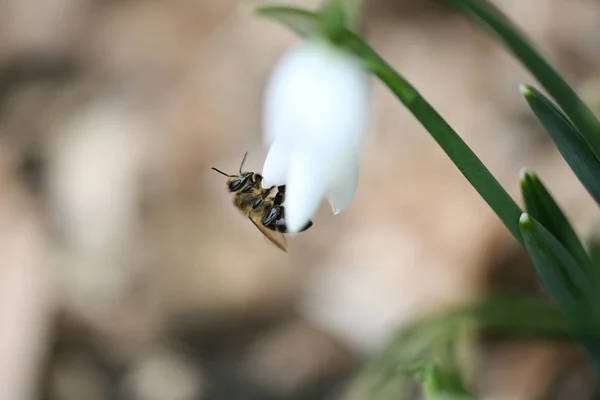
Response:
327,0,363,31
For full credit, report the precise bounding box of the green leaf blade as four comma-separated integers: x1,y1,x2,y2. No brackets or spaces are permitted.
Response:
419,365,477,400
343,295,577,400
521,85,600,206
519,213,594,318
520,168,591,270
514,215,600,374
444,0,600,163
254,5,319,38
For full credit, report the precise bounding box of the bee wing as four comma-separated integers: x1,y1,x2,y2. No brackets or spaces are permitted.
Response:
248,215,287,253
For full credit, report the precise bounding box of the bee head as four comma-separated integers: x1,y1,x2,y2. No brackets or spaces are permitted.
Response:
212,152,254,192
211,168,254,192
227,172,253,192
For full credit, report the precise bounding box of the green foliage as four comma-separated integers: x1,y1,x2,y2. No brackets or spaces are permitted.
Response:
520,169,591,270
521,85,600,207
409,364,477,400
319,0,348,44
520,213,600,372
342,296,575,399
519,213,594,317
255,6,319,39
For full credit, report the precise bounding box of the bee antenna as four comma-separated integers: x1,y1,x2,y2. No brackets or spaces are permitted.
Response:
211,167,230,177
239,151,248,174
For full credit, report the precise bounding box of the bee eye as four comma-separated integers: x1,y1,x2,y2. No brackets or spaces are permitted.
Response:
229,179,243,191
228,174,250,191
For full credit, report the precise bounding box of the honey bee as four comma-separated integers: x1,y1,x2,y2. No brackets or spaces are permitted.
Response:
212,152,313,252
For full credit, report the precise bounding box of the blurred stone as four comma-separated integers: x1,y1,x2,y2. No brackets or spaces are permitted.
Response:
47,95,147,312
84,0,241,89
49,354,110,400
154,206,302,318
478,341,594,400
0,0,93,62
494,0,600,67
366,0,450,20
121,348,205,400
244,319,355,395
0,140,55,400
579,75,600,116
47,96,145,262
298,220,492,354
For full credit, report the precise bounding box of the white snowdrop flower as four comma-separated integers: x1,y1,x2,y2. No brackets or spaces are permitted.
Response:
261,39,371,233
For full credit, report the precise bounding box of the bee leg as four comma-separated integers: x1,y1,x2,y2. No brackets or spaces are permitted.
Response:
252,198,263,209
251,187,273,209
299,220,313,232
266,203,286,232
273,219,287,233
268,203,313,234
274,185,286,207
273,218,313,233
262,187,273,198
262,205,282,227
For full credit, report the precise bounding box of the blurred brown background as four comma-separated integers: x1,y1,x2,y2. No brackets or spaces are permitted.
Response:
1,0,600,399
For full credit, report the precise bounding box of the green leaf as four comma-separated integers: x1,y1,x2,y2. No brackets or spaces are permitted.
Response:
519,213,595,319
408,364,477,400
254,6,320,39
520,168,591,270
589,234,600,268
521,85,600,206
392,295,575,353
255,5,524,243
342,295,577,400
520,213,600,375
444,0,600,163
519,175,600,370
422,365,477,400
320,0,348,43
337,0,364,32
585,233,600,293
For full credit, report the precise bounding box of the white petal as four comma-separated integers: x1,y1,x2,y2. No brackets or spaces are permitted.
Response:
262,69,290,148
326,151,359,215
260,40,371,226
261,138,291,188
284,148,328,233
263,40,370,149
